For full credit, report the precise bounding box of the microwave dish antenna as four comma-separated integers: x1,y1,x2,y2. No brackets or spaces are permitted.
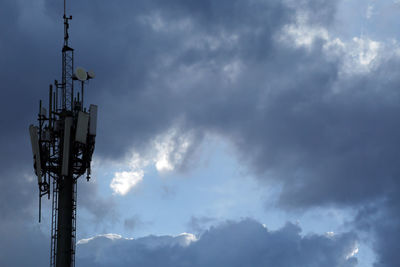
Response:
74,67,88,81
87,70,95,79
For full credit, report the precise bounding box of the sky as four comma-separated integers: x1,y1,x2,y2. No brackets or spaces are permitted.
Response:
1,0,400,266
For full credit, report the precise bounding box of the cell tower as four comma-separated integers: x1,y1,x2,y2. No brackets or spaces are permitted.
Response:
28,0,97,266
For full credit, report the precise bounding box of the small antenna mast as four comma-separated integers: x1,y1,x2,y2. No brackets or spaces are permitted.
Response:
63,0,70,44
61,0,73,111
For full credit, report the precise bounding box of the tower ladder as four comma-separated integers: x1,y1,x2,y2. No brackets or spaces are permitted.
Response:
71,179,77,267
50,177,59,267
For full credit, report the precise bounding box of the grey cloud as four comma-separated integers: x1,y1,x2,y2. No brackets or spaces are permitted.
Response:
293,0,338,26
187,216,216,235
77,219,358,267
78,178,118,224
0,223,48,266
353,193,400,267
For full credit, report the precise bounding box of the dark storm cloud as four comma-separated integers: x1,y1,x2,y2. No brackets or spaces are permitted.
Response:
0,223,48,266
76,219,358,267
353,192,400,267
226,61,400,209
40,0,298,158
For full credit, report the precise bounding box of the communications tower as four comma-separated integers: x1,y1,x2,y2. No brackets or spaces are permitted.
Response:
29,0,97,266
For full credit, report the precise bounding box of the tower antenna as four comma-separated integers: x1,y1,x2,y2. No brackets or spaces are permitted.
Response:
29,0,98,266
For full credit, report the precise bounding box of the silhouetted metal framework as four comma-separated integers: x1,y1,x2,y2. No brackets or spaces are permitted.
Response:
29,1,97,267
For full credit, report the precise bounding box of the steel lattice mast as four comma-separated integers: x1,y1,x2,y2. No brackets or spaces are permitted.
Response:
29,1,97,266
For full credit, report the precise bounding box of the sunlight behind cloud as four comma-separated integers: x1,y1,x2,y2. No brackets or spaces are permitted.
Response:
110,170,144,195
278,11,385,76
109,153,147,195
352,37,380,66
109,128,194,195
153,129,192,173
